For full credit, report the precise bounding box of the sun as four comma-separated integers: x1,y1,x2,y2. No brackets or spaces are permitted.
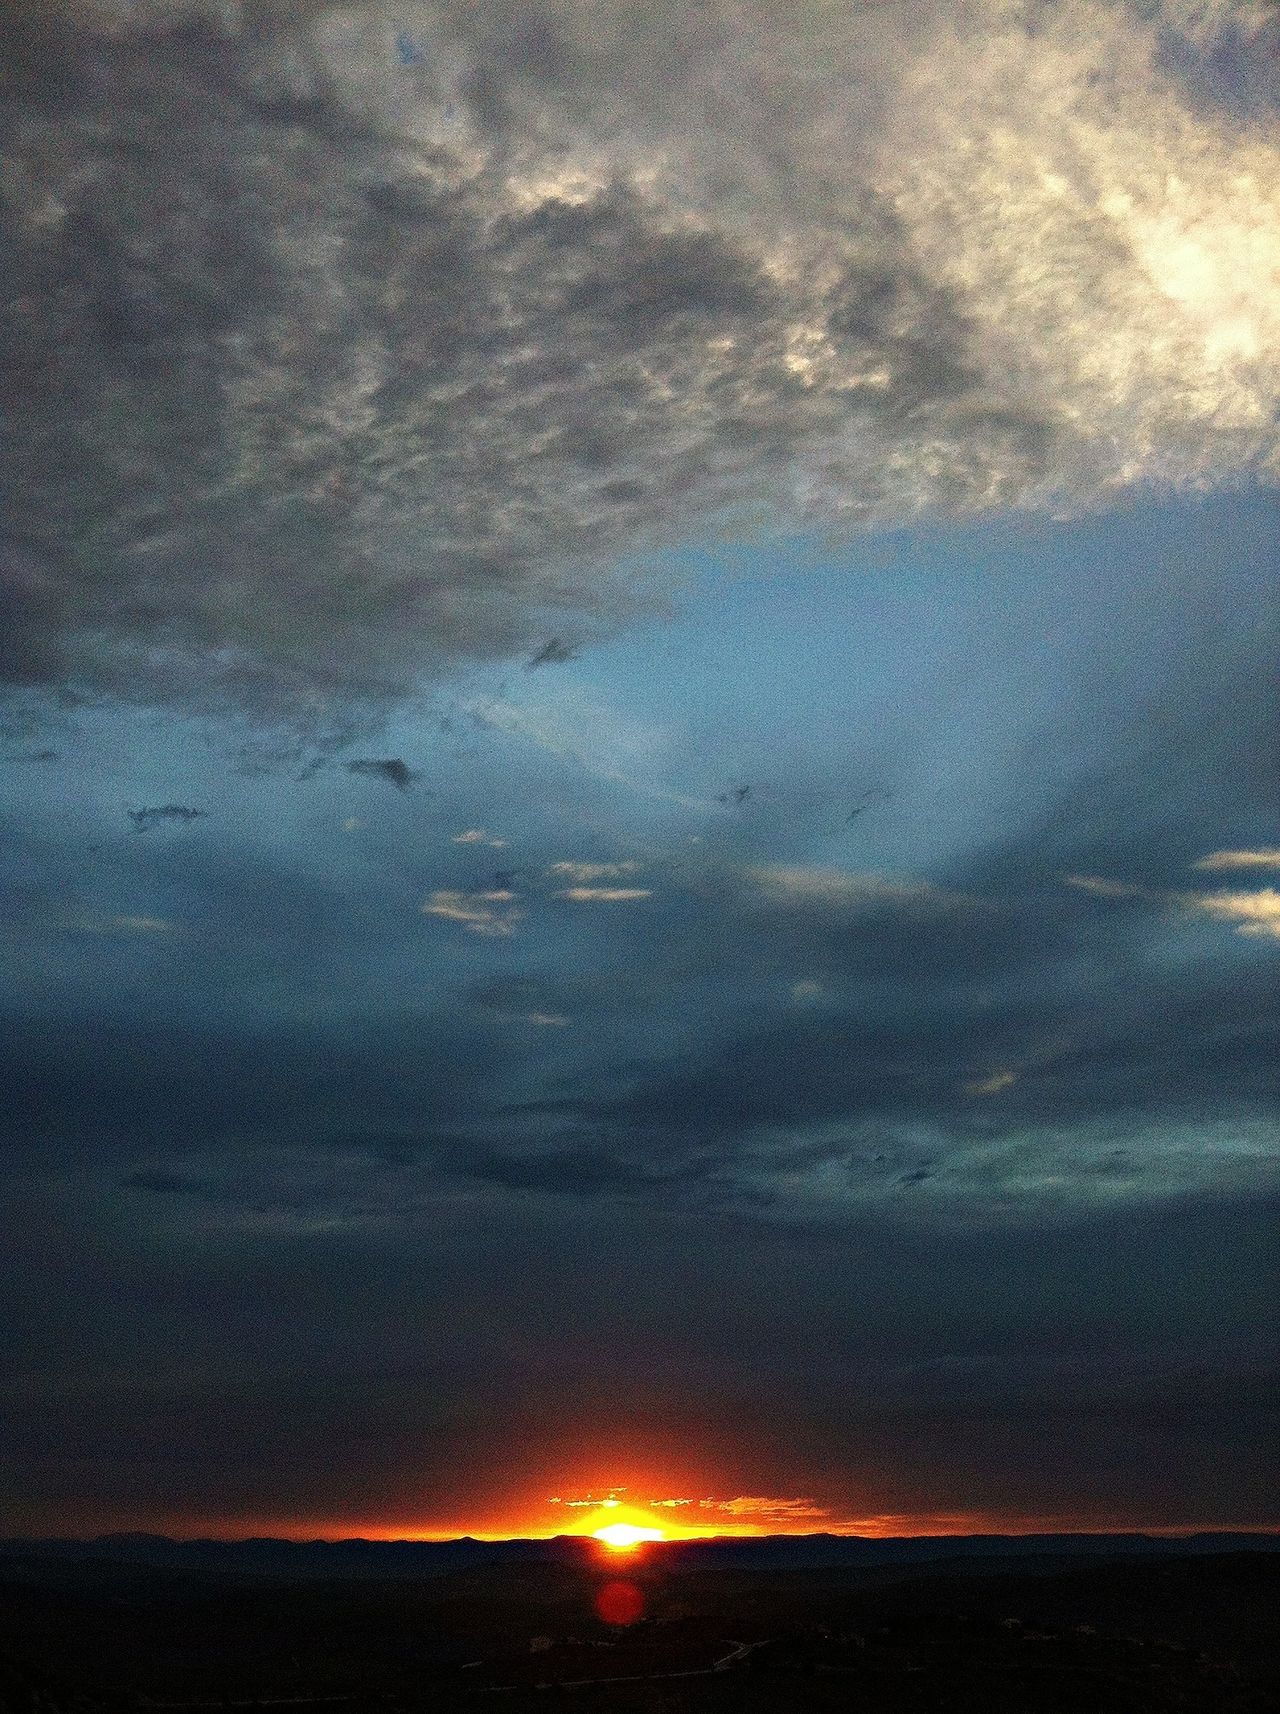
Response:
593,1522,665,1551
575,1501,668,1551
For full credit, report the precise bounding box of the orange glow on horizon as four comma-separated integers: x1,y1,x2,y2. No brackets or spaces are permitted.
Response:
114,1496,1280,1545
593,1522,665,1550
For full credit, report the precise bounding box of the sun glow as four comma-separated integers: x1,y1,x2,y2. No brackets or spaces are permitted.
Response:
593,1522,665,1550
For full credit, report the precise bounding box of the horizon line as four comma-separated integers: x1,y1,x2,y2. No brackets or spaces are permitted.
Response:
7,1524,1279,1548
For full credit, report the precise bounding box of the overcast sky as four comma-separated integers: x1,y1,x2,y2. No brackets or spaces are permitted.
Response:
1,0,1277,1540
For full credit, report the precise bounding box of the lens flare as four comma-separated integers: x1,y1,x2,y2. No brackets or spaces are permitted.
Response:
594,1580,645,1625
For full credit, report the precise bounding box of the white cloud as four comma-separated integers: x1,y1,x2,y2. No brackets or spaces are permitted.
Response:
750,865,950,911
547,860,641,883
1181,885,1280,940
555,886,652,902
525,1012,570,1027
452,829,508,847
77,914,175,936
6,2,1277,721
1068,871,1280,940
421,888,524,936
1193,848,1280,871
964,1069,1017,1097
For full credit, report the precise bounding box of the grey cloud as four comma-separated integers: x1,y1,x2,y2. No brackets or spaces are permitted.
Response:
2,3,1277,724
526,637,578,668
127,803,207,832
345,756,419,790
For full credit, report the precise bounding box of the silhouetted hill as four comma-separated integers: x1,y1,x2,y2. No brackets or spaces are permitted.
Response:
1,1529,1275,1581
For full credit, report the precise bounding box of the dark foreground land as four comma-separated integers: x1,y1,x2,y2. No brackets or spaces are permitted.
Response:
1,1539,1277,1714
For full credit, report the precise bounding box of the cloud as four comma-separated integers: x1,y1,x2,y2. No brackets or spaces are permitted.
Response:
1194,848,1280,871
1182,885,1280,939
452,828,508,846
555,886,652,902
127,804,206,833
2,2,1278,722
748,864,951,912
76,914,175,936
421,888,523,935
965,1069,1017,1097
526,638,579,669
525,1012,569,1027
547,859,641,882
346,757,419,791
704,1496,829,1523
1064,874,1147,900
1068,871,1280,940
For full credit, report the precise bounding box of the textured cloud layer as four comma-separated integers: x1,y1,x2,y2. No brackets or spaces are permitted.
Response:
2,1,1278,721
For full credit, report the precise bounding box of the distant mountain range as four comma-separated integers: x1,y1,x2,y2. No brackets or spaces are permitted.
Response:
2,1530,1276,1580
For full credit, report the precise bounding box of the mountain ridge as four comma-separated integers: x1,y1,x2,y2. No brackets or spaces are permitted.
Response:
2,1528,1276,1581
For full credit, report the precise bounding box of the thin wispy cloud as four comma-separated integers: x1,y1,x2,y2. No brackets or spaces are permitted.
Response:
748,865,949,912
1194,848,1280,871
422,889,524,937
75,915,175,937
453,829,508,848
555,886,653,903
1183,886,1280,940
1065,875,1146,900
547,860,642,883
965,1070,1018,1098
1068,867,1280,939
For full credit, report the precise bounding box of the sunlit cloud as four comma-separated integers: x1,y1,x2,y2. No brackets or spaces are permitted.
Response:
452,829,508,848
1067,871,1280,939
705,1496,829,1524
1194,848,1280,871
421,889,524,936
1182,886,1280,940
555,886,653,903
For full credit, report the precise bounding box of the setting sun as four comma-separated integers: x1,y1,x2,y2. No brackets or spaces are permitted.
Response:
593,1522,665,1550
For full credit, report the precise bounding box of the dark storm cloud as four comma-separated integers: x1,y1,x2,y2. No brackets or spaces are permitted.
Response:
1,2,1277,724
3,1170,1275,1529
345,756,420,790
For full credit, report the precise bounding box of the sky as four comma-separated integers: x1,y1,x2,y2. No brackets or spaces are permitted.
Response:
1,0,1277,1541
